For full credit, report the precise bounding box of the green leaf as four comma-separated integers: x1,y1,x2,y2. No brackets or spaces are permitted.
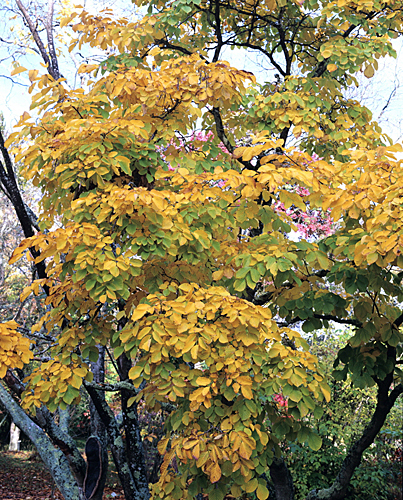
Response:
63,386,79,405
208,486,226,500
236,267,250,279
307,431,322,451
313,406,324,420
233,279,246,291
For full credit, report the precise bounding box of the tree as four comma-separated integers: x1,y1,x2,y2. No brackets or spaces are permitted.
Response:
1,1,403,500
286,326,402,499
0,2,108,499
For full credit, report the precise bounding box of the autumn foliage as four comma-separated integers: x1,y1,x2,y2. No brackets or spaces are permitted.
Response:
1,1,403,499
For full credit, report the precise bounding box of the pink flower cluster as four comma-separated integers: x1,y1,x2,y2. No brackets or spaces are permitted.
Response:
157,134,333,239
274,184,333,240
294,210,333,239
157,131,230,172
189,130,230,155
273,393,288,408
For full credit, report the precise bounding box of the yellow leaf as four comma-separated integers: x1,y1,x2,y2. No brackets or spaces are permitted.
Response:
74,366,87,378
256,483,270,500
241,385,253,399
4,320,18,330
70,373,82,389
116,310,126,320
239,441,253,460
237,375,252,385
349,205,360,219
139,337,151,350
160,449,175,478
190,344,199,359
104,261,116,270
9,246,25,265
28,69,39,82
231,484,242,497
327,64,337,72
20,286,33,302
132,304,152,322
196,451,209,467
320,382,331,402
210,462,221,483
11,66,27,76
364,64,375,78
244,477,258,493
221,419,232,431
192,443,200,460
196,377,211,386
158,438,169,455
189,73,199,85
367,252,379,265
129,364,143,380
212,270,224,280
183,440,198,452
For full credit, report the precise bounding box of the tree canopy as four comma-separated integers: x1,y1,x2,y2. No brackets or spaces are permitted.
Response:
1,1,403,500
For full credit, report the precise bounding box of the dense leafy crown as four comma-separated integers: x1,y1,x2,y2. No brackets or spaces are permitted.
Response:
3,0,403,499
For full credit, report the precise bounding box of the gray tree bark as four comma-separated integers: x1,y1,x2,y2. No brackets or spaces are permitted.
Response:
87,346,108,500
0,381,83,500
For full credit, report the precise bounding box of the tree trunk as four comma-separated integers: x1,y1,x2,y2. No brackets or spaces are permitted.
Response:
4,369,87,490
8,422,20,451
118,353,150,498
270,457,295,500
0,382,83,500
84,379,151,500
87,346,108,500
306,374,403,500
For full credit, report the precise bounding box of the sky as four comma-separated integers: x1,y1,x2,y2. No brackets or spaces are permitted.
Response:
220,39,403,145
0,2,402,146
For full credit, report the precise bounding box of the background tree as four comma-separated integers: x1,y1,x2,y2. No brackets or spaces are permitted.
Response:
0,2,108,499
1,1,403,500
286,327,402,499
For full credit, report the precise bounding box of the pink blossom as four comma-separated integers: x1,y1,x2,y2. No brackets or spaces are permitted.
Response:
273,393,288,408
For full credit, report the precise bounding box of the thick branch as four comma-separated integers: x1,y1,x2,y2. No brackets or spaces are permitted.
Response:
313,314,361,327
393,311,403,328
3,369,86,486
85,380,139,393
117,353,150,498
83,379,149,500
36,406,87,488
212,0,223,63
3,370,25,396
0,129,49,292
210,107,235,153
15,0,58,80
277,10,292,75
45,0,61,80
157,40,192,55
270,456,295,500
0,126,17,182
0,381,82,500
88,346,108,500
306,372,402,500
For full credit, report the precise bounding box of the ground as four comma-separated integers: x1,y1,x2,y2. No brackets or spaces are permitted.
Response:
0,450,125,500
